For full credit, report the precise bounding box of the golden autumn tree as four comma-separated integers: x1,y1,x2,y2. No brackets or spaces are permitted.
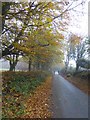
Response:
1,1,85,71
20,26,64,71
64,33,88,71
1,1,66,71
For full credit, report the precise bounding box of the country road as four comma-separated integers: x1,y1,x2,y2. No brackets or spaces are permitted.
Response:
52,74,88,118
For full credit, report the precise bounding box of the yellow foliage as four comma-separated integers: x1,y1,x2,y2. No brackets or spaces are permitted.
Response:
70,34,81,45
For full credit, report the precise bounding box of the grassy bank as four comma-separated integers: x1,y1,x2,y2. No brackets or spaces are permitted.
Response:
2,71,52,118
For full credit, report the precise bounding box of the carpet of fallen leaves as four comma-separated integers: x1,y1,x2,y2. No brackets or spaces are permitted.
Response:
2,71,52,118
22,76,52,118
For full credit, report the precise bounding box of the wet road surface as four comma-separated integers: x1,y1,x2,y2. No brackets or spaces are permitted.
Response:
52,74,88,118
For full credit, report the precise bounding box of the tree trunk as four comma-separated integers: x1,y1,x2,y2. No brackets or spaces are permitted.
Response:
65,53,70,73
28,58,32,71
9,64,14,71
37,62,40,70
76,61,79,72
9,55,18,71
9,63,16,71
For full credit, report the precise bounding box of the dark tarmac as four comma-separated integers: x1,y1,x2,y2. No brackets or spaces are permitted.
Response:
52,74,88,118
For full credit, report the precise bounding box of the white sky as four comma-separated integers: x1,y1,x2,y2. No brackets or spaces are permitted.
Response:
62,0,90,67
68,0,89,37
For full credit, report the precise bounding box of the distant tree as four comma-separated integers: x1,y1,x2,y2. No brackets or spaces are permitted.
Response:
64,33,80,71
86,37,90,58
77,59,90,69
74,40,87,71
64,33,88,71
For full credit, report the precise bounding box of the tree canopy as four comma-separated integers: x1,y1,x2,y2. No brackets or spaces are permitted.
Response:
1,1,87,71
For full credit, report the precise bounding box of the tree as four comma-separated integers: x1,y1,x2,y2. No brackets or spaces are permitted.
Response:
1,1,87,71
75,41,87,71
64,33,80,71
86,37,90,58
1,32,20,71
1,2,55,71
77,59,90,69
2,2,13,31
1,1,86,57
21,27,64,71
2,2,54,56
1,1,66,71
64,33,88,71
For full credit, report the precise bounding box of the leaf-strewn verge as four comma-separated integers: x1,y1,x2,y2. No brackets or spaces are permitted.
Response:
22,76,52,118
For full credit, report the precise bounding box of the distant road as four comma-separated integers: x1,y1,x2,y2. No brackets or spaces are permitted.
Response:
52,74,88,118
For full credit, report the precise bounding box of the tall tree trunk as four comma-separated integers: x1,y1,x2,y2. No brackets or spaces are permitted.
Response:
9,55,18,71
76,61,79,72
9,63,16,71
37,62,40,70
9,64,13,71
9,59,13,71
65,53,70,72
28,58,32,71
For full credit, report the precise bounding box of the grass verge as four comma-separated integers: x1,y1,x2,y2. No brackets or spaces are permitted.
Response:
2,71,52,118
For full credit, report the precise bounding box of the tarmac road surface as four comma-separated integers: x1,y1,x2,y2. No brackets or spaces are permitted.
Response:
52,74,88,118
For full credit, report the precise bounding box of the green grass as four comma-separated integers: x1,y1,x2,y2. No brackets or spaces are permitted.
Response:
2,70,51,118
2,71,50,95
